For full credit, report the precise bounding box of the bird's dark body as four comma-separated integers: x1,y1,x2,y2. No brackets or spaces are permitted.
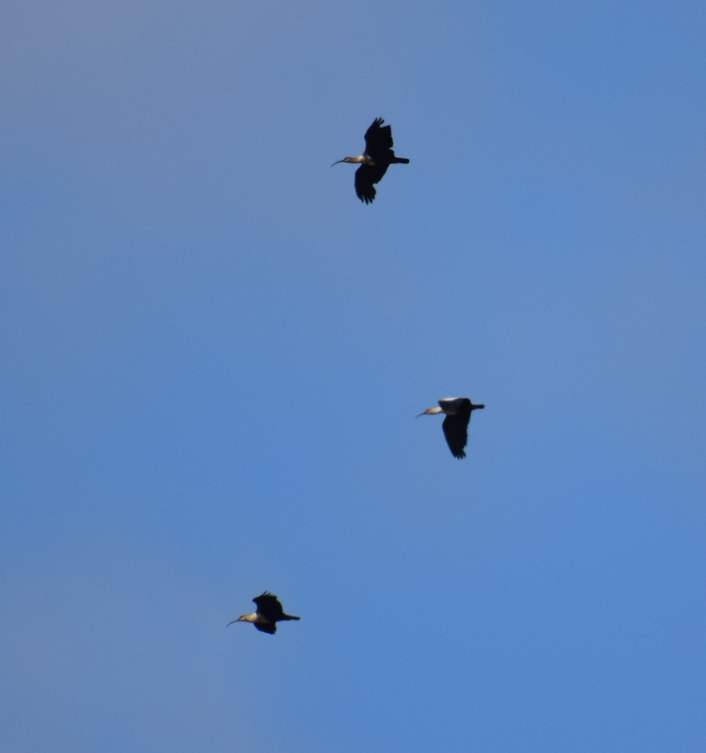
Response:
440,398,484,459
337,118,409,204
442,400,473,459
252,592,300,635
254,621,277,634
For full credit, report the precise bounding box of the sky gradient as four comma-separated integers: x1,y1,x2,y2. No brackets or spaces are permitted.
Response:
2,1,706,751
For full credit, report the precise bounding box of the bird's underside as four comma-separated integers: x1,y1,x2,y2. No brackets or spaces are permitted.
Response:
254,621,278,634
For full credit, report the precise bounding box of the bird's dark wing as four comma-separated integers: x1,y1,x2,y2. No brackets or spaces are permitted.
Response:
442,408,472,459
355,163,389,204
254,621,277,634
364,118,394,157
253,592,285,621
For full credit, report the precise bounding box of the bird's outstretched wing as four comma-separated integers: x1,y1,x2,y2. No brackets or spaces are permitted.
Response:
364,118,394,159
442,414,468,458
441,400,472,459
355,163,390,204
253,592,285,621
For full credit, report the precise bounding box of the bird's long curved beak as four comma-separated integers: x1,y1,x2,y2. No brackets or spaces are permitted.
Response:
226,619,239,627
331,159,345,167
416,407,443,418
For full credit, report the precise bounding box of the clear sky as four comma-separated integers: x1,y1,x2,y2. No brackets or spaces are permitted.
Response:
2,1,706,751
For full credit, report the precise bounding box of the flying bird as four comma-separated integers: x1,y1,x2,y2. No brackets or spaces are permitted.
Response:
417,397,485,459
332,118,409,204
227,592,300,635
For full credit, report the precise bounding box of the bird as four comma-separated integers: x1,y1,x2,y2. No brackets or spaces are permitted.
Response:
417,397,485,459
332,118,409,204
227,592,300,634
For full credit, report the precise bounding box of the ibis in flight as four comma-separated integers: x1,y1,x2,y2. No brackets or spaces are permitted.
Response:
332,118,409,204
417,397,485,459
227,592,300,635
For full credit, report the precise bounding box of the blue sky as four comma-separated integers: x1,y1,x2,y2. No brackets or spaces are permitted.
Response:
2,1,706,751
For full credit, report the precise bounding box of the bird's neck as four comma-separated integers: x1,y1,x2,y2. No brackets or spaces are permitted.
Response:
346,154,374,165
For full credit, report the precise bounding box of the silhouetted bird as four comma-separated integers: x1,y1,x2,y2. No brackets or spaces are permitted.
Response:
227,592,300,635
332,118,409,204
417,397,485,459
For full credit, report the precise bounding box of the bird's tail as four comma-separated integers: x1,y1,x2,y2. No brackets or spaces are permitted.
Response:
282,614,301,621
392,157,410,164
